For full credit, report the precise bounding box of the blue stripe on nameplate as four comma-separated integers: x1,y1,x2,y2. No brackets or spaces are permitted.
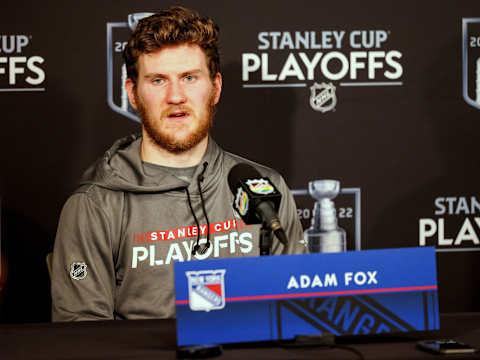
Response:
174,247,439,346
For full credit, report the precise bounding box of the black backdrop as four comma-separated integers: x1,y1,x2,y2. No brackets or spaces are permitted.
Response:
1,0,479,323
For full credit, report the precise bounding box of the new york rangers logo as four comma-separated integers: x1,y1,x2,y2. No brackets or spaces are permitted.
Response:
462,18,480,110
186,270,226,312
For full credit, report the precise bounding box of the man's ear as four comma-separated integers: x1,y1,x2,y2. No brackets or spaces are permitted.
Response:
125,78,137,110
213,72,222,105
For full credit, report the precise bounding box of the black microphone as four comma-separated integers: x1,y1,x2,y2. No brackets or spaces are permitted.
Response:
227,163,288,246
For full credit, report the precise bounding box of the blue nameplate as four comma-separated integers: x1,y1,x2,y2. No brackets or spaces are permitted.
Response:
175,247,439,346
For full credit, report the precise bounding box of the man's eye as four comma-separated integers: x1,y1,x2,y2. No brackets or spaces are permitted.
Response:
184,75,196,82
152,78,164,84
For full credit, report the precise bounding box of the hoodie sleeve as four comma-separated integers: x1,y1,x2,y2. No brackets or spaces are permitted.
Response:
272,175,308,255
51,191,116,321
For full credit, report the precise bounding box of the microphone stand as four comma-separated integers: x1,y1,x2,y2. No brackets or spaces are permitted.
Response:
259,223,273,256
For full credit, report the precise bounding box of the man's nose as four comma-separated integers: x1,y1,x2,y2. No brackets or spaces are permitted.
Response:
166,81,186,104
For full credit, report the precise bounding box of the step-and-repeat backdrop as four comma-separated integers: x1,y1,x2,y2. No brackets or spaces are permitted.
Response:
0,0,479,322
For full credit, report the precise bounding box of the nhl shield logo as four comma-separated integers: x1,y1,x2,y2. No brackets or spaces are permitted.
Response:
106,13,153,122
246,179,274,195
234,187,249,216
70,262,88,280
462,18,480,110
309,82,337,113
186,270,226,312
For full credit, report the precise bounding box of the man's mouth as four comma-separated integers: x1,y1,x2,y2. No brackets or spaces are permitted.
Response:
168,110,189,119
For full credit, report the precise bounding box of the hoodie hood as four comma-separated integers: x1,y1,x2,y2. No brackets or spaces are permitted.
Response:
80,134,224,195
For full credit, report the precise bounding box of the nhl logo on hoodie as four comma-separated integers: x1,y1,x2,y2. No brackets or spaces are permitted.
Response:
186,270,226,312
70,262,88,281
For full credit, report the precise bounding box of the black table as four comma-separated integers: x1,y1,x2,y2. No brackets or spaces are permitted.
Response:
1,313,479,359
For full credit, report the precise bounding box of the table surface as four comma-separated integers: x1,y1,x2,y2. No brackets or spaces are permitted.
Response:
0,313,479,360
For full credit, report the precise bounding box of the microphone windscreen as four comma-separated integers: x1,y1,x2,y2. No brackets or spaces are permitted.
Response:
227,163,262,194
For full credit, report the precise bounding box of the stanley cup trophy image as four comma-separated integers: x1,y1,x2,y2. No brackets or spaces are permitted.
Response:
462,18,480,110
477,58,480,104
304,180,346,253
121,13,154,114
107,12,154,123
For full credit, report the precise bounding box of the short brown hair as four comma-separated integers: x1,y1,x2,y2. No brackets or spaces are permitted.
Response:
123,6,220,85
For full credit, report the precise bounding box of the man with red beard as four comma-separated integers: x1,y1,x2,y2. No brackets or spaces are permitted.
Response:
51,6,306,322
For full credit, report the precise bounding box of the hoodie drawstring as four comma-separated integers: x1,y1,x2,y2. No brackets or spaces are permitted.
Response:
185,187,201,254
190,162,211,256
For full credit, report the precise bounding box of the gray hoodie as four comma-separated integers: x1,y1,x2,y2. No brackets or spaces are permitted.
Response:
51,134,306,321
